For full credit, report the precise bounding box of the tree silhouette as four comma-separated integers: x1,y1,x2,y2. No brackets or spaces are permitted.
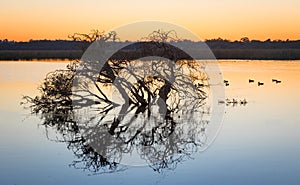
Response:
22,30,212,174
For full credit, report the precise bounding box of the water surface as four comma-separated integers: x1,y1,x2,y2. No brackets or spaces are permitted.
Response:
0,60,300,185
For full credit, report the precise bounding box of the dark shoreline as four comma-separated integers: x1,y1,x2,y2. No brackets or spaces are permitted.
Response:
1,49,300,60
1,39,300,60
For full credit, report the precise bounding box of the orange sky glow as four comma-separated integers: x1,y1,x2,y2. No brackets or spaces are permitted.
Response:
0,0,299,41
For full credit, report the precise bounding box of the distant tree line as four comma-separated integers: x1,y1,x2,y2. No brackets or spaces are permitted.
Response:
205,37,300,49
0,37,300,60
0,39,88,50
1,37,300,50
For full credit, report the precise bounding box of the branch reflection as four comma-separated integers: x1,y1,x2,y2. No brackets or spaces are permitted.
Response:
22,30,214,174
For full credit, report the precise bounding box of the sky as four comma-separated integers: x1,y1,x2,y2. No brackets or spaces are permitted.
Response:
0,0,299,41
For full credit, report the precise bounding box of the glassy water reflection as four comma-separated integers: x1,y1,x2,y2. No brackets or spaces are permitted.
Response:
0,60,300,185
21,57,220,174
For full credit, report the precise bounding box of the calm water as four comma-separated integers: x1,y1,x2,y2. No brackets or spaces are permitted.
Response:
0,60,300,185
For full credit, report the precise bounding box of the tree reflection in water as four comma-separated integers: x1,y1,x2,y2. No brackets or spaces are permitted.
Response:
22,30,214,174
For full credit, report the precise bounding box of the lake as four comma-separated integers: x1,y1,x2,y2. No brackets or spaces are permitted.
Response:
0,60,300,185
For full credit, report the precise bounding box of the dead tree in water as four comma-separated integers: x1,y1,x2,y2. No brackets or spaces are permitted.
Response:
22,30,211,174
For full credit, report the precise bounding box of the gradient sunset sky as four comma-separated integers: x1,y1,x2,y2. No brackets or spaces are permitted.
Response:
0,0,299,41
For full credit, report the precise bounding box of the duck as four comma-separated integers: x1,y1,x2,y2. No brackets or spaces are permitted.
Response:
272,79,282,84
218,100,225,104
258,82,264,86
240,99,248,105
232,98,238,104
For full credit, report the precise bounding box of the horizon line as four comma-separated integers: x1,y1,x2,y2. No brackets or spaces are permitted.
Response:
1,37,300,43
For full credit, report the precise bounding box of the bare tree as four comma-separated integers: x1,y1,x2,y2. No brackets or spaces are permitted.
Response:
22,29,211,174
